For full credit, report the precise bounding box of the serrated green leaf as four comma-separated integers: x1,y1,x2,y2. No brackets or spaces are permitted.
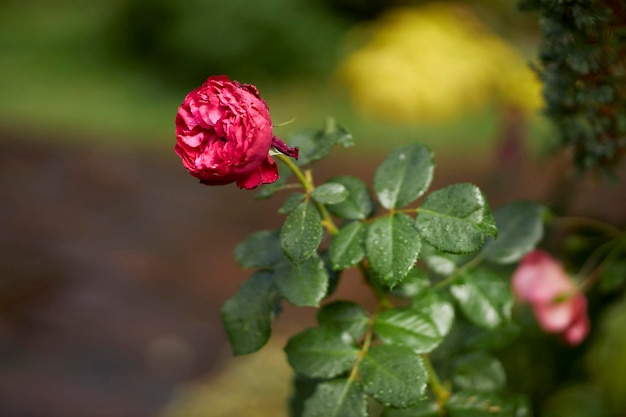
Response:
374,308,443,353
234,229,283,269
221,271,276,355
317,301,369,341
366,213,421,288
311,183,349,205
279,193,306,214
453,352,507,393
326,176,375,220
446,392,523,417
416,184,497,254
330,221,366,270
360,345,428,408
391,267,431,298
288,120,354,166
285,328,360,378
450,270,513,329
274,255,329,307
382,400,441,417
481,202,545,264
373,144,434,209
281,201,323,263
303,379,367,417
306,119,354,162
411,290,455,337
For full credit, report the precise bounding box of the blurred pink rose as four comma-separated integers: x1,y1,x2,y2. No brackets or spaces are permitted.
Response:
512,249,590,345
175,75,298,189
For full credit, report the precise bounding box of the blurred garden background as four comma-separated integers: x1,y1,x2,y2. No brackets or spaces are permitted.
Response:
1,0,625,416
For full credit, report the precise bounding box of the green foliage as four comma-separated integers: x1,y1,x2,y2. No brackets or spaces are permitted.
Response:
303,379,367,417
373,144,434,210
274,254,329,307
317,301,369,341
391,267,430,298
365,213,421,287
450,270,514,330
420,243,462,276
281,201,323,263
360,345,428,408
587,295,626,414
411,290,455,337
374,308,444,353
330,221,366,270
416,184,497,254
326,176,375,220
542,384,607,417
221,271,277,355
445,392,530,417
311,183,349,205
234,229,283,269
382,400,441,417
452,352,507,392
481,201,545,264
288,119,354,166
106,0,351,83
220,132,550,416
285,327,360,378
520,0,626,170
280,193,307,214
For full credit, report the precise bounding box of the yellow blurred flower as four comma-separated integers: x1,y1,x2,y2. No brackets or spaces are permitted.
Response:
340,3,543,123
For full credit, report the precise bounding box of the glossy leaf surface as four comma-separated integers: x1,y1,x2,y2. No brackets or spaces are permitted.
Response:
416,184,497,254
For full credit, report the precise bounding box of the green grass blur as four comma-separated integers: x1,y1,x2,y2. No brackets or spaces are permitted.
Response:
0,0,551,154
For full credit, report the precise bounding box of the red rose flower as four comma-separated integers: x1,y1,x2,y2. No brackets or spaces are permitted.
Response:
512,249,590,345
175,75,298,189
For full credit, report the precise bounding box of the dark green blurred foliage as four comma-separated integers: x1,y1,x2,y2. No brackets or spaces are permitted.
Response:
105,0,352,86
520,0,626,171
587,295,626,414
318,0,387,21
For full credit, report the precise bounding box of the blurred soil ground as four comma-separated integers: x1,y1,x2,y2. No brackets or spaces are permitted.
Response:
0,129,625,417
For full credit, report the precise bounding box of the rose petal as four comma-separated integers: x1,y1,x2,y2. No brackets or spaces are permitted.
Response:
533,300,576,332
564,312,590,346
512,249,590,344
236,156,279,189
512,249,575,303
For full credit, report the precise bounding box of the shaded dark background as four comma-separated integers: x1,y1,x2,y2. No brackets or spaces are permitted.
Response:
1,1,625,416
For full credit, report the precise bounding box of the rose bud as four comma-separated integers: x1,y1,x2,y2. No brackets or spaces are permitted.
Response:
175,75,298,189
512,249,590,345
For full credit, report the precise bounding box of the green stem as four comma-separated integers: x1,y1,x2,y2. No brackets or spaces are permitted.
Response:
433,255,483,290
348,319,374,383
275,153,339,235
421,354,450,411
578,234,626,292
275,153,312,191
551,216,623,238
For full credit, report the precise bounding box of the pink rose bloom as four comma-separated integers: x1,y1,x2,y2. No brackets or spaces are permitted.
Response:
512,249,590,345
175,75,298,189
